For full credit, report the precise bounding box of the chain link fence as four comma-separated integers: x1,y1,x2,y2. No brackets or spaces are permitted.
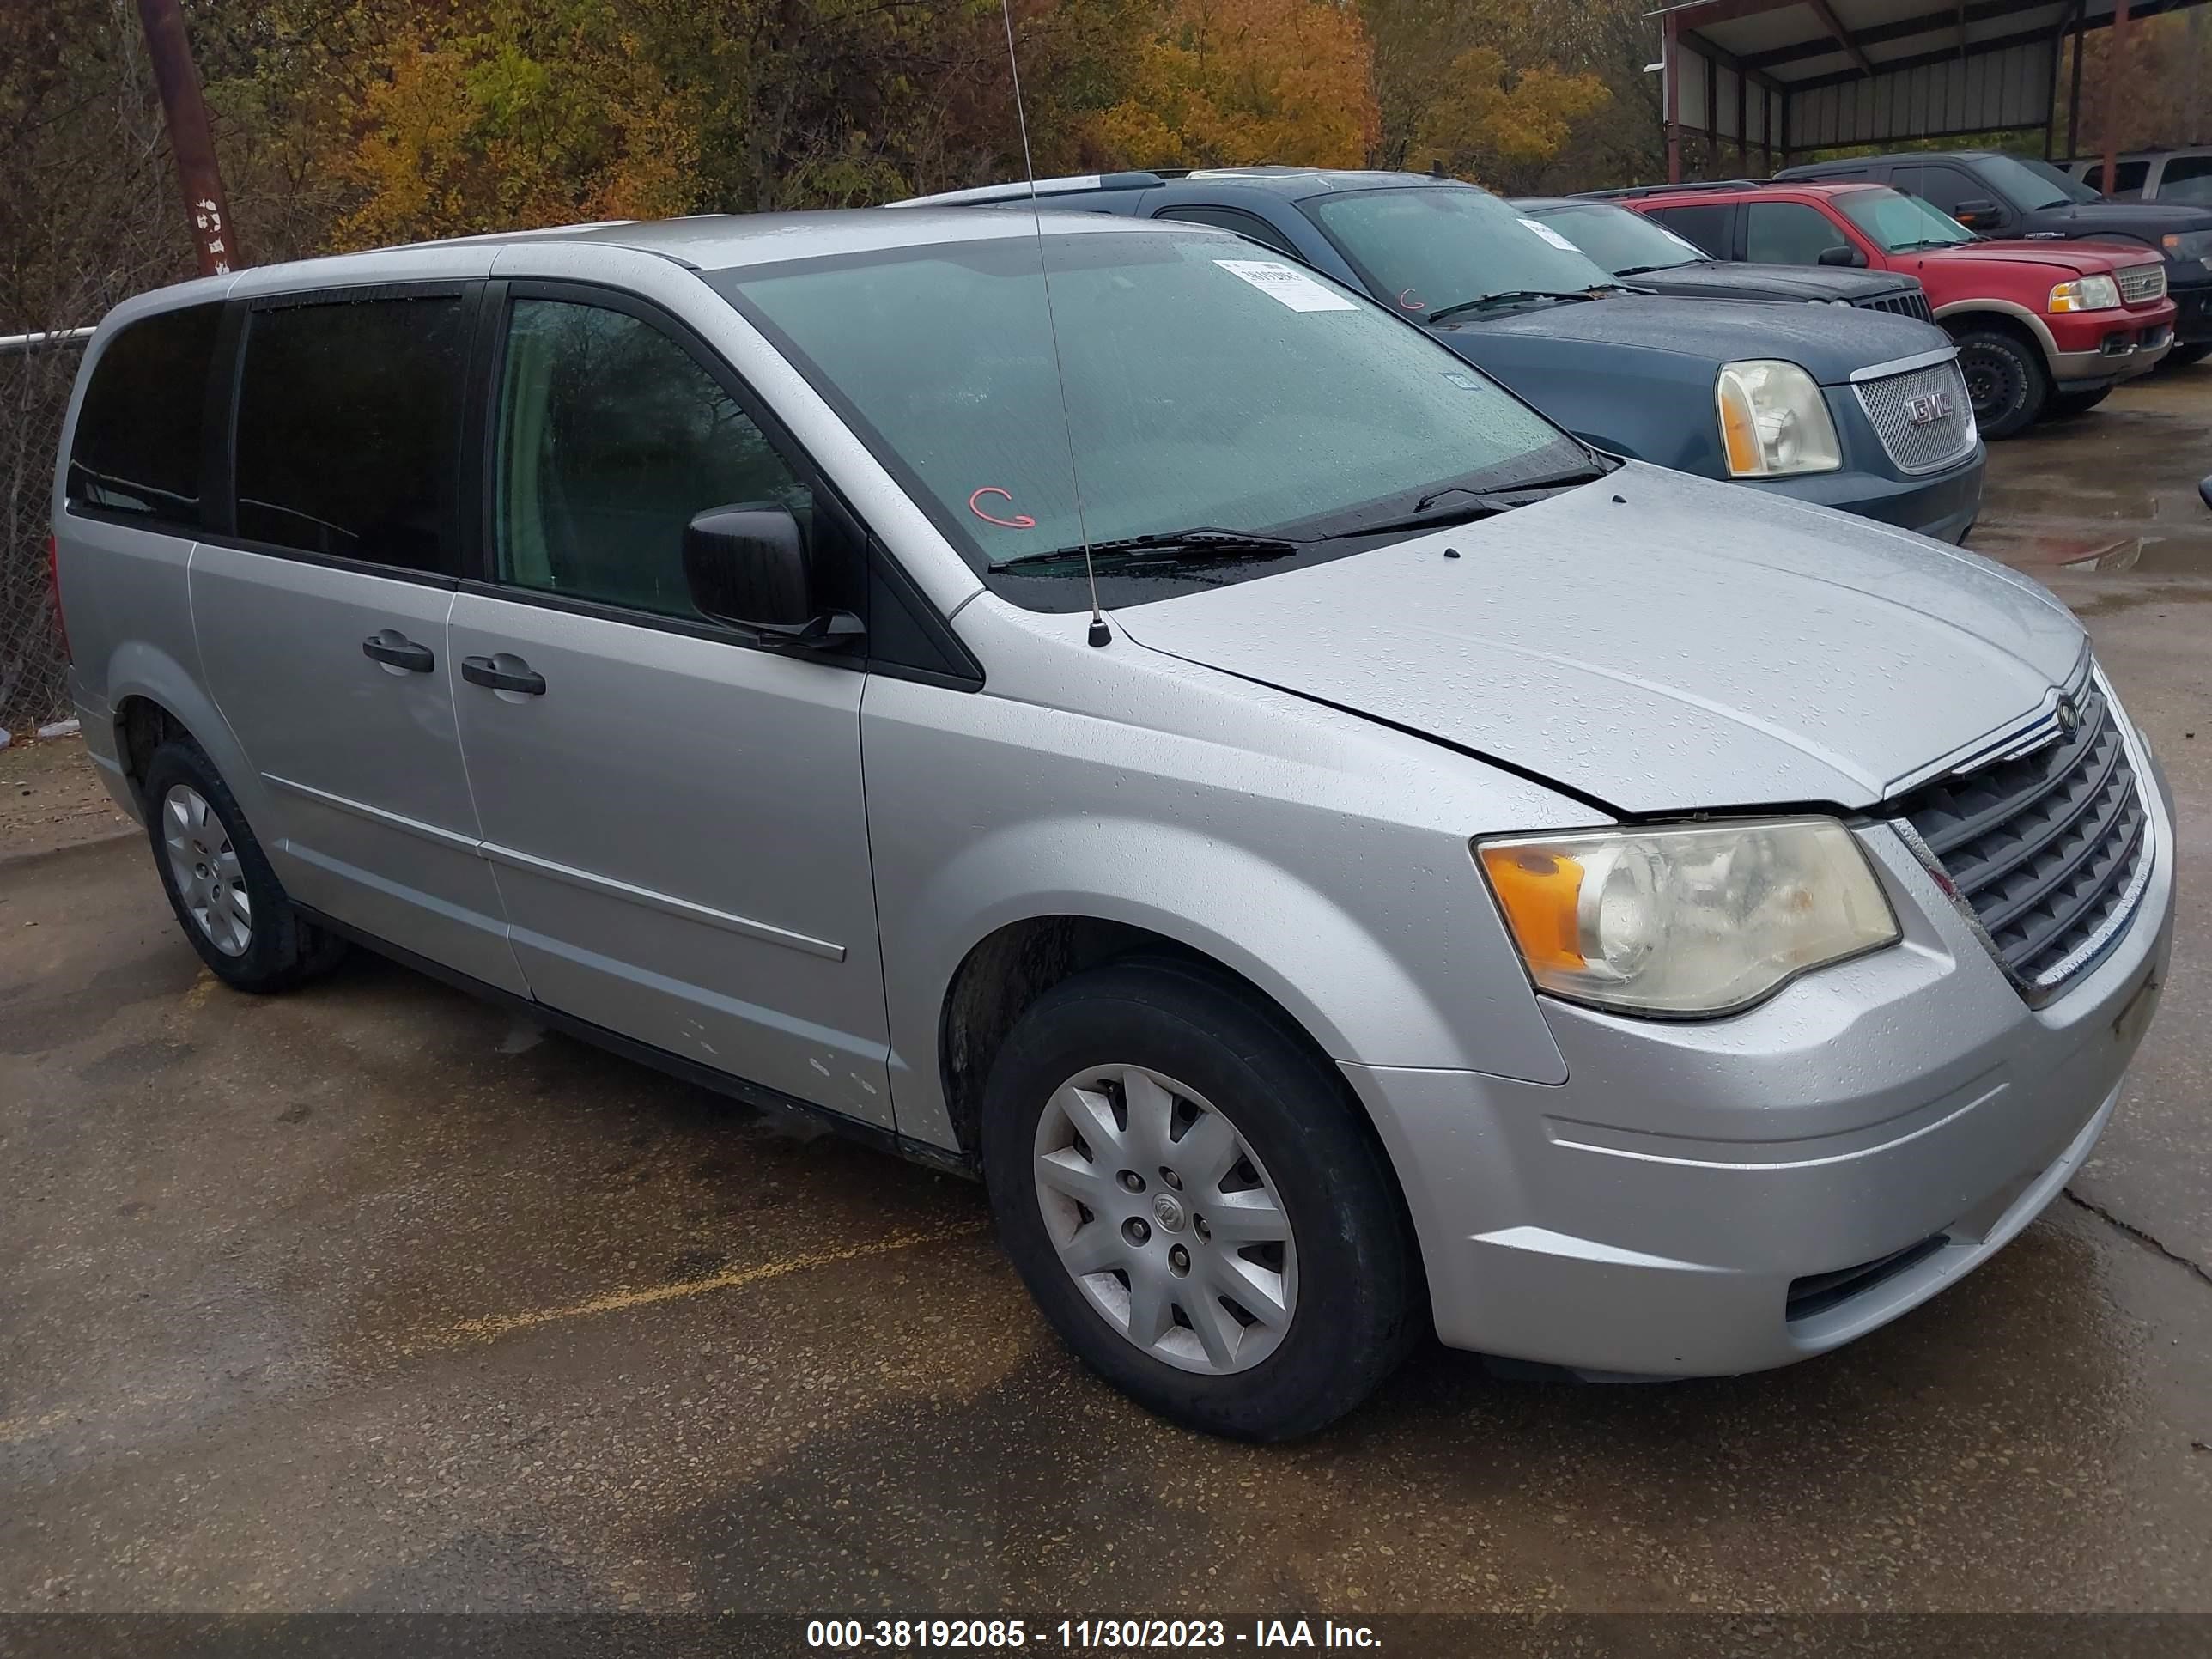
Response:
2,338,83,734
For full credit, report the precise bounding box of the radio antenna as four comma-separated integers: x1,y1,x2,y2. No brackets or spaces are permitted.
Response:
999,0,1109,647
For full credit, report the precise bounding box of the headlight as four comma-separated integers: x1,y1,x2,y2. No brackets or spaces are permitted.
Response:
1716,360,1842,477
2048,275,2121,313
1475,818,1899,1017
2160,229,2212,269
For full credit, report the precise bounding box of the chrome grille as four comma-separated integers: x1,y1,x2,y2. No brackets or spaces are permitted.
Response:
2117,264,2167,304
1852,289,1936,324
1899,683,2151,1001
1854,358,1977,474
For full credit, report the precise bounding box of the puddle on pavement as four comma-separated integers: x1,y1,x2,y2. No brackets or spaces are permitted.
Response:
1970,526,2212,574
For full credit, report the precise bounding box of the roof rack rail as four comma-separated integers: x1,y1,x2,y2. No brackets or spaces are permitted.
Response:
1576,179,1771,201
892,170,1165,208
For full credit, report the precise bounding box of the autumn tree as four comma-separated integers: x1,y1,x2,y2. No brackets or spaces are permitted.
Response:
1095,0,1380,169
1363,0,1614,189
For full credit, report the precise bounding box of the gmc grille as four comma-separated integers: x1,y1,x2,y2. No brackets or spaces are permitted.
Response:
1854,358,1977,474
1852,289,1936,325
1899,682,2151,1001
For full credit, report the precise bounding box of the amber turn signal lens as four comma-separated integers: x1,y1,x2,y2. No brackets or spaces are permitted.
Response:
1478,844,1586,972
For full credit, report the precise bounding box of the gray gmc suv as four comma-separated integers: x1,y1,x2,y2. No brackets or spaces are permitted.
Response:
54,209,2172,1440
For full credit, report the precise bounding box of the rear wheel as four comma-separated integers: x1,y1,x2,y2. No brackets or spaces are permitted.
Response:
143,738,349,993
2044,385,2112,419
1954,327,2051,438
980,959,1420,1440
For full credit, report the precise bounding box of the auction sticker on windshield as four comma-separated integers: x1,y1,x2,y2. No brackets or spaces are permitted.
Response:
1214,259,1358,312
1517,217,1583,252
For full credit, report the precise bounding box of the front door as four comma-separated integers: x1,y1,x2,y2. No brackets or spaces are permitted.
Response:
193,287,527,994
447,287,892,1123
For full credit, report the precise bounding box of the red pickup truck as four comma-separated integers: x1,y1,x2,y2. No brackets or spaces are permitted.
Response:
1612,181,2177,437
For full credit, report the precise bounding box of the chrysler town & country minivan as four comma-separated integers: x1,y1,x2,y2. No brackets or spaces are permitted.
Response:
54,210,2172,1439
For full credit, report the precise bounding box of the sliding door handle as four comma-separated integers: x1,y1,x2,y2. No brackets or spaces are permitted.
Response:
461,654,547,696
362,632,434,673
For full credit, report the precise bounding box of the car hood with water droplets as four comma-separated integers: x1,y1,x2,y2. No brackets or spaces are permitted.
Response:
1110,462,2085,816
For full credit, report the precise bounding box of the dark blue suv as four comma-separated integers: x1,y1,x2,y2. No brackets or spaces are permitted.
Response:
903,167,1984,544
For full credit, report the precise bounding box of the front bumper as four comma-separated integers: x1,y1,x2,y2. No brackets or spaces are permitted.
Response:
2047,304,2178,384
1349,724,2176,1378
1748,442,1984,544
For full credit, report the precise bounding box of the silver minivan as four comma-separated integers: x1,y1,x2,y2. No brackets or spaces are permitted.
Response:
54,210,2173,1439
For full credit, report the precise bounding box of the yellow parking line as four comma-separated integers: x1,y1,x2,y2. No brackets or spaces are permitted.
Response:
410,1221,990,1353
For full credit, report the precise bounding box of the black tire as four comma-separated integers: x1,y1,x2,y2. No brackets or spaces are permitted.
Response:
2166,342,2212,368
980,957,1421,1440
2044,385,2112,419
142,737,349,994
1954,326,2051,439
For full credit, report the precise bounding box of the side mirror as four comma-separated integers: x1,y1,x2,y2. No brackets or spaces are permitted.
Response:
683,505,864,651
1818,245,1869,267
1953,198,1999,228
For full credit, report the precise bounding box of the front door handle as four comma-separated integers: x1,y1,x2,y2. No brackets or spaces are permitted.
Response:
362,632,434,673
461,654,547,696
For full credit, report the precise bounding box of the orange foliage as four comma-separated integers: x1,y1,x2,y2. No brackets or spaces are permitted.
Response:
1096,0,1380,169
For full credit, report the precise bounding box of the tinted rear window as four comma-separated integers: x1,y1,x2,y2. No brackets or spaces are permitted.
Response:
234,296,469,574
1645,204,1733,258
66,304,222,527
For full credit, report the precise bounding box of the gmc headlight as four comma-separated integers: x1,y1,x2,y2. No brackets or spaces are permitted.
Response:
2049,275,2121,313
1476,818,1899,1017
1716,360,1841,477
2160,229,2212,269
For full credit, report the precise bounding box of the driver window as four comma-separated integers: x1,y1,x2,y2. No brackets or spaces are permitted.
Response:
1744,202,1853,264
495,297,810,619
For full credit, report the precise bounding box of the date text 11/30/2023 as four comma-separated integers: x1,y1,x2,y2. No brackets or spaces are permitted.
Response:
804,1618,1382,1649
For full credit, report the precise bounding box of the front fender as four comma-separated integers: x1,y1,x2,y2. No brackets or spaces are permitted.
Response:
863,641,1596,1152
1441,335,1723,475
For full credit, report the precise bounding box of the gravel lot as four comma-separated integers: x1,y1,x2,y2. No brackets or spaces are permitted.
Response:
4,363,2209,1628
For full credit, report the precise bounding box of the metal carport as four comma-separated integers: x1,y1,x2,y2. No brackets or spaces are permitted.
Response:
1652,0,2211,181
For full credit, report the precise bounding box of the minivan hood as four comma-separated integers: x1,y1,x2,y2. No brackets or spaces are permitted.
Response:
1442,293,1944,383
1111,464,2084,815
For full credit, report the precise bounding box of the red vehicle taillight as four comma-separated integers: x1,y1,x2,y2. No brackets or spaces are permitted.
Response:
47,533,70,663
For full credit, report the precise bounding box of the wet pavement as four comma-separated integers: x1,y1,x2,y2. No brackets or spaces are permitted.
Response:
3,362,2211,1621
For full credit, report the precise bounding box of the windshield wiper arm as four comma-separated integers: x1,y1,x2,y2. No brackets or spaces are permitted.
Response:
1425,289,1601,325
1613,261,1698,276
988,527,1304,574
1323,468,1610,542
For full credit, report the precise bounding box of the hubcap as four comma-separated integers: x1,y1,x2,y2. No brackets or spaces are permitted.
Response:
1032,1064,1297,1375
161,785,252,957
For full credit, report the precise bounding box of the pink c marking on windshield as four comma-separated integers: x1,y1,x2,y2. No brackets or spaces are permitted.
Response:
969,487,1038,528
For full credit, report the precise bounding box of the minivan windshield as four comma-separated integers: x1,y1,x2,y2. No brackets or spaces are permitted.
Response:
1302,186,1620,319
1522,202,1709,276
1835,187,1976,251
712,229,1588,606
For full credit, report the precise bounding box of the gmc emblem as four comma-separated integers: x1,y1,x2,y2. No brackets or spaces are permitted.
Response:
1905,390,1954,426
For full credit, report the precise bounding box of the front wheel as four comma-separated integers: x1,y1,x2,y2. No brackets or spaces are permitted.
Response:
1954,327,2051,438
981,959,1420,1440
2165,342,2211,368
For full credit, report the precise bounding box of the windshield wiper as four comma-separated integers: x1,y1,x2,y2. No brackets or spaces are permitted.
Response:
1323,467,1610,541
1889,238,1963,252
988,527,1304,574
1425,289,1603,325
1613,261,1699,276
